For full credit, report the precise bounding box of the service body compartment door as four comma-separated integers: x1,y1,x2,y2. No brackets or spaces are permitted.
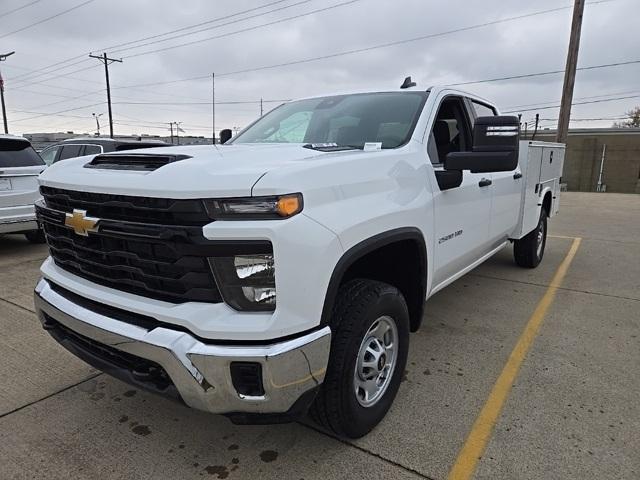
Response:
511,143,543,239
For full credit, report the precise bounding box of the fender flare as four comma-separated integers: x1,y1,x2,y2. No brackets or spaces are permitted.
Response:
320,227,428,331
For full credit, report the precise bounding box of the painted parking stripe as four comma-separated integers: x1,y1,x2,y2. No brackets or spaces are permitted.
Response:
448,237,582,480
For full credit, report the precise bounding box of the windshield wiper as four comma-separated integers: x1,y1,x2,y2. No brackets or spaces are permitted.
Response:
303,143,363,152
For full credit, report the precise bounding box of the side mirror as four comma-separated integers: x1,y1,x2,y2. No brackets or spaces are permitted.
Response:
219,129,233,144
444,116,519,173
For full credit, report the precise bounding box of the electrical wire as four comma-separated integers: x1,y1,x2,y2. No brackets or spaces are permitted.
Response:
8,0,311,84
0,0,96,40
0,0,43,19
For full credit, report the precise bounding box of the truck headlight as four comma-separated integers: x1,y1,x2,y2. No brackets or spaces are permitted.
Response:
204,193,303,220
209,254,276,311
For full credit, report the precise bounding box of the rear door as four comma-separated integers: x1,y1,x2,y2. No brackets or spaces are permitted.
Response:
0,138,45,210
468,99,521,242
428,95,493,287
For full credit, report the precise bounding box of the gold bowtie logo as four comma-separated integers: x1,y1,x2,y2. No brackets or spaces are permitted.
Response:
64,209,100,236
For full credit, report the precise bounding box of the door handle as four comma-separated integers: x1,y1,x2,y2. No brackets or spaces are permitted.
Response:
513,172,523,179
478,178,492,187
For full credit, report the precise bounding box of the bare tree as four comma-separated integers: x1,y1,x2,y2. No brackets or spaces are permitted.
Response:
613,106,640,128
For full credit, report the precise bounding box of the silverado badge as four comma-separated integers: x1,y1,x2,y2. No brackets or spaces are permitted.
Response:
64,209,100,236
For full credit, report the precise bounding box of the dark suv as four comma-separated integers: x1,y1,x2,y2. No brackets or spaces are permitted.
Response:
39,138,168,166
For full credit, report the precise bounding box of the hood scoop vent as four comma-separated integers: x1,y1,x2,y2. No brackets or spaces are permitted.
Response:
84,153,191,171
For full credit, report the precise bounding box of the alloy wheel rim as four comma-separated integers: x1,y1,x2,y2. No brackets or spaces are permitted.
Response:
354,315,398,408
536,218,545,258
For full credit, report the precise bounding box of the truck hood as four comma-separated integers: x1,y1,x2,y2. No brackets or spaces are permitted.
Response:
38,143,330,198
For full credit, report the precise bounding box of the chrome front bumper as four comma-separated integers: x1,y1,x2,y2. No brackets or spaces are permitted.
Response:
34,278,331,417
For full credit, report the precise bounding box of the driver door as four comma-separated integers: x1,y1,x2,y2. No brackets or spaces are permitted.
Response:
428,95,493,288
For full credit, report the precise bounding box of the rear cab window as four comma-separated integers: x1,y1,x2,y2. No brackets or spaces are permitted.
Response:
0,138,45,168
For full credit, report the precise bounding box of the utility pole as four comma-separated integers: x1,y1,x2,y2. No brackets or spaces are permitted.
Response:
89,52,122,139
556,0,585,144
92,113,103,136
212,72,215,144
260,97,263,117
0,51,16,134
170,122,183,145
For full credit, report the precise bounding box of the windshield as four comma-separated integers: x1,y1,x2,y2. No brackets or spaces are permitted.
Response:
231,92,428,149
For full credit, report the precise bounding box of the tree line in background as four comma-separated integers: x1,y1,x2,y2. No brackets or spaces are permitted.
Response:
613,107,640,128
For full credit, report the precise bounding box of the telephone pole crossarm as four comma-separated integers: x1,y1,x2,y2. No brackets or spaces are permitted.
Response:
89,53,123,139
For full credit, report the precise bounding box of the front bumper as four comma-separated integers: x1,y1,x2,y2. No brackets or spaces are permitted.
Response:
0,205,38,234
34,278,331,419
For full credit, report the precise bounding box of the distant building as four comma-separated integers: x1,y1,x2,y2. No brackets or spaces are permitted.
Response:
523,128,640,194
23,132,213,151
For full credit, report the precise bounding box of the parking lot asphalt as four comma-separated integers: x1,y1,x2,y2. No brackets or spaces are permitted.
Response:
0,192,638,480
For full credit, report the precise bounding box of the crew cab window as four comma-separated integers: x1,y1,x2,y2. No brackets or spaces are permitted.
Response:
83,144,102,155
0,139,45,167
57,144,82,161
427,97,473,164
471,101,497,119
231,92,428,149
39,146,60,166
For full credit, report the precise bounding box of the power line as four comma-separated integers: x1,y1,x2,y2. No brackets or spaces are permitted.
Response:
113,1,618,90
447,59,640,87
112,99,288,106
121,0,362,60
111,0,317,56
504,89,640,110
7,0,308,84
503,94,640,113
0,0,43,18
0,0,96,40
10,102,106,123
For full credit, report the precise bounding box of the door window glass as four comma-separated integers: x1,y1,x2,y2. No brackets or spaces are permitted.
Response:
57,144,83,161
39,146,60,165
427,97,473,164
83,145,102,155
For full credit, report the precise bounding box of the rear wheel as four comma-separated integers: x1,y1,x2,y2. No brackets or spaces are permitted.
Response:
514,208,547,268
24,228,46,244
309,279,409,438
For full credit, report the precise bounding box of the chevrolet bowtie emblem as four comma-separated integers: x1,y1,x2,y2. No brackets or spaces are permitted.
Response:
64,209,100,236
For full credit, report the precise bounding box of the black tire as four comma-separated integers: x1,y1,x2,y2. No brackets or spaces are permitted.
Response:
309,279,410,438
24,229,46,244
514,208,547,268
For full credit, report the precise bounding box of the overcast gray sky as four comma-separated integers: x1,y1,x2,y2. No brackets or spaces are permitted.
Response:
1,0,639,137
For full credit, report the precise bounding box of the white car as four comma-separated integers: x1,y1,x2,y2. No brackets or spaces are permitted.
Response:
34,84,564,438
0,135,46,243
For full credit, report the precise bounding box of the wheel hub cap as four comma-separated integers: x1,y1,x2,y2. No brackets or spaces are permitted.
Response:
354,316,398,407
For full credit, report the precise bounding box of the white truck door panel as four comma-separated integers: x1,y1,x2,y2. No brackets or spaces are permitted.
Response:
489,169,521,242
432,170,492,285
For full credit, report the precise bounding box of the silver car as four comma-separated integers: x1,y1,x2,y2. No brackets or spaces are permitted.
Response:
0,135,46,243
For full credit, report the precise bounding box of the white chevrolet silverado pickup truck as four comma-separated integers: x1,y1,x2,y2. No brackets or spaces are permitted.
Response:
34,84,564,438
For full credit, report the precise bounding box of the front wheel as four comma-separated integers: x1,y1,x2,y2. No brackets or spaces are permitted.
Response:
514,208,547,268
309,279,409,438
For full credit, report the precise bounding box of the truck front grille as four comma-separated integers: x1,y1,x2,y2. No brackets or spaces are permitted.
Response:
40,186,212,225
38,187,224,304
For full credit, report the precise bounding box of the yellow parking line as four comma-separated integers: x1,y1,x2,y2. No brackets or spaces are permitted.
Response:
548,234,579,239
447,237,582,480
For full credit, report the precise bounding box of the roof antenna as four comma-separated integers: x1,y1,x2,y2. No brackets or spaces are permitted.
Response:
400,76,416,89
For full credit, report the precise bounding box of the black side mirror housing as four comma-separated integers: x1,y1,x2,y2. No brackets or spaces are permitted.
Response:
219,129,233,144
444,116,520,173
435,170,463,191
